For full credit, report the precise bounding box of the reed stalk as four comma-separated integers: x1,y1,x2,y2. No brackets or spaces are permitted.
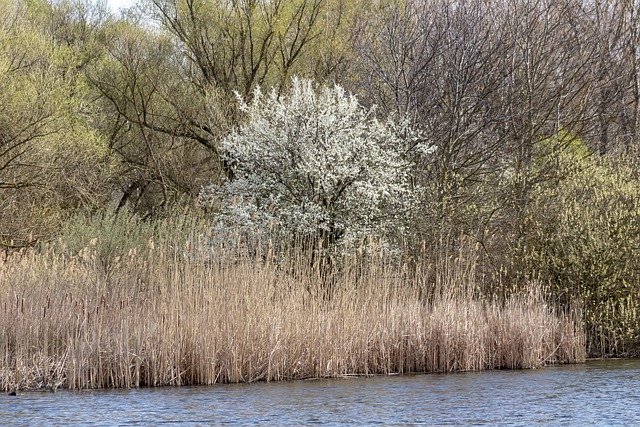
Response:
0,238,585,391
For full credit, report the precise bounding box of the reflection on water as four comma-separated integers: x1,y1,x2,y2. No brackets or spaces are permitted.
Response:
2,359,639,426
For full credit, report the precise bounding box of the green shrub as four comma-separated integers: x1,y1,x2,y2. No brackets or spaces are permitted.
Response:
523,146,640,355
56,209,157,273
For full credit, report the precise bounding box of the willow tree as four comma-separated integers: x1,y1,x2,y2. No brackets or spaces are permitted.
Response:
150,0,336,96
0,0,114,247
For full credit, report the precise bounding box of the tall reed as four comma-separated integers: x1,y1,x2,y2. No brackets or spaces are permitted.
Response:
0,234,585,391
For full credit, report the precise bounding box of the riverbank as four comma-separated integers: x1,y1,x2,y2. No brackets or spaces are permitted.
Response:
0,241,585,392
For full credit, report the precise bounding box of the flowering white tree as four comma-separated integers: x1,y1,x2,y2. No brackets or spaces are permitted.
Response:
200,78,431,250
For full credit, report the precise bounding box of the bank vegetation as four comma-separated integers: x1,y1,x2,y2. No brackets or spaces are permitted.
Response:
1,0,640,390
0,216,584,391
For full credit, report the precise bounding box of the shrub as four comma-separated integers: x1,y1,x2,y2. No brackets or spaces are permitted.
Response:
523,145,640,356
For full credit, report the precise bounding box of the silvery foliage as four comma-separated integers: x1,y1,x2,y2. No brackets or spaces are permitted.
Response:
200,78,433,251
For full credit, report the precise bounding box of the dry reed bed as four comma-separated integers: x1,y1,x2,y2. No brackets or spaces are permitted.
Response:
0,246,585,391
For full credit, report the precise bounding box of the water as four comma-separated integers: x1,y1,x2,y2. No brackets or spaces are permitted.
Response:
2,359,640,426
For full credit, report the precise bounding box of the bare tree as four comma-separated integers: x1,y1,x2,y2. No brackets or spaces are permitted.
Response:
151,0,325,96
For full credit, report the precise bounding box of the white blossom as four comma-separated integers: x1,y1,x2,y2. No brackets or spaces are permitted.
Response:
201,78,430,250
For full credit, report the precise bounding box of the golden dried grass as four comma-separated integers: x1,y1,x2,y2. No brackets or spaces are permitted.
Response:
0,240,585,391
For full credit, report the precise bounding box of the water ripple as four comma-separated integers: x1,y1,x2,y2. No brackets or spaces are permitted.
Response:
2,359,639,426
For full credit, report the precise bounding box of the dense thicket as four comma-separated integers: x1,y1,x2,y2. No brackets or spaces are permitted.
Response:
2,0,640,356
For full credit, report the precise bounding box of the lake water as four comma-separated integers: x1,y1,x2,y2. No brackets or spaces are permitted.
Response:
2,359,639,426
